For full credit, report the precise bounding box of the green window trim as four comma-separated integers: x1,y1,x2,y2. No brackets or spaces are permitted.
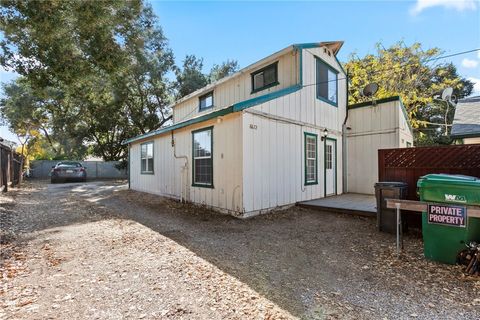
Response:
192,126,214,188
199,91,214,112
304,132,318,186
140,141,154,174
315,56,339,107
251,61,279,94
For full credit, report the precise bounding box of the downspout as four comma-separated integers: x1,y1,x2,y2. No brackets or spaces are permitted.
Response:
171,131,189,202
128,144,131,189
342,69,349,194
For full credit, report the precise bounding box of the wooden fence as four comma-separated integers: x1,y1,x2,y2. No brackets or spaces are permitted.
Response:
378,144,480,201
0,143,23,192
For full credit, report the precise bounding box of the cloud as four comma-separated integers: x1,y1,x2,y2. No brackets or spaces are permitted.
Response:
468,77,480,96
462,58,479,68
410,0,478,15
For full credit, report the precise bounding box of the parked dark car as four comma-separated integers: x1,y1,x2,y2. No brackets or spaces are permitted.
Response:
51,161,87,183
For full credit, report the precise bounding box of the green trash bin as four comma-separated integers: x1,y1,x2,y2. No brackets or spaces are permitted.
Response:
417,174,480,264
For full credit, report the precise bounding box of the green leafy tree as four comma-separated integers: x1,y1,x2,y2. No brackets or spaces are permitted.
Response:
174,55,208,99
345,42,473,145
0,0,175,160
175,55,240,99
209,60,239,82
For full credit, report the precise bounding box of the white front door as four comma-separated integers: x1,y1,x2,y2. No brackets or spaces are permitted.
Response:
325,139,336,196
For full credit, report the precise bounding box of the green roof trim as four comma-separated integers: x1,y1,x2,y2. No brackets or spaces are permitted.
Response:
124,42,345,145
348,96,413,134
123,106,234,144
335,55,347,76
233,84,302,112
348,96,401,109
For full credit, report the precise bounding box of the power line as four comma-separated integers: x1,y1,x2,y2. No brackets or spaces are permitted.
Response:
174,47,480,123
301,47,480,89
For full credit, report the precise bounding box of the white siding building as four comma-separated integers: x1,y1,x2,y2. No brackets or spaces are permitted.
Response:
125,41,412,217
346,97,414,194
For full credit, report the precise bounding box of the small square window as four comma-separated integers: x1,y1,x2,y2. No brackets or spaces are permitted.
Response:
251,62,278,93
199,92,213,111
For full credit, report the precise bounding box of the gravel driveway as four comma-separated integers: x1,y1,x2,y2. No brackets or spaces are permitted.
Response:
1,180,479,319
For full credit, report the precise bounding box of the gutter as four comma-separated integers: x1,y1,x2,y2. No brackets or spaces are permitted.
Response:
342,70,349,194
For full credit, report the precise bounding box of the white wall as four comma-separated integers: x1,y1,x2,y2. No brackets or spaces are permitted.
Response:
130,113,243,214
346,99,413,194
241,47,346,214
463,137,480,144
242,112,343,215
173,52,300,123
129,45,348,216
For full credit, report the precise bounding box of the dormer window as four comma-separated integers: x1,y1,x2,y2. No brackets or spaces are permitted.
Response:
199,92,214,111
251,62,279,93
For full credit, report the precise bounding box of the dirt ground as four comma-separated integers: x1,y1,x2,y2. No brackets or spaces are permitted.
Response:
1,180,479,320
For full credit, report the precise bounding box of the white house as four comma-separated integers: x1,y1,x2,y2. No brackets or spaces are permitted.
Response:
346,97,414,194
125,41,412,217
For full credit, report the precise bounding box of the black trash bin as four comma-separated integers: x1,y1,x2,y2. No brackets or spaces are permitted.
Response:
374,182,408,233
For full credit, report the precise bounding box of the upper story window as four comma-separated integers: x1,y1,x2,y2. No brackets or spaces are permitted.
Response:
316,58,338,106
251,62,279,93
140,142,154,174
199,92,214,111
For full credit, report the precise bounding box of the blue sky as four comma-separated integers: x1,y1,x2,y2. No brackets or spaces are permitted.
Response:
1,0,480,141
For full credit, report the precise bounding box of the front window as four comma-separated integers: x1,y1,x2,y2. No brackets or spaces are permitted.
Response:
316,58,338,106
251,62,278,93
304,133,318,185
199,92,213,111
141,142,154,174
192,127,213,187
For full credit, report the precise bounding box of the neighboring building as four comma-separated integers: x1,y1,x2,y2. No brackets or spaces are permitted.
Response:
345,97,414,194
125,42,412,217
451,96,480,144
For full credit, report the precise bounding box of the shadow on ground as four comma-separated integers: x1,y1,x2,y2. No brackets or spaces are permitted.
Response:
67,182,401,317
4,180,478,319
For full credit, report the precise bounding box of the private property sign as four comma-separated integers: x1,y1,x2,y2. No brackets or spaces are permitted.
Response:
428,204,467,228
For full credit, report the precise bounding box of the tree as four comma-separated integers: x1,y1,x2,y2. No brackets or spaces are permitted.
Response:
0,0,175,160
209,60,239,82
174,55,208,99
175,55,240,99
345,42,473,145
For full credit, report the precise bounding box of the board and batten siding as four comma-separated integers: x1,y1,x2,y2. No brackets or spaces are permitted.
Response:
242,112,343,215
241,47,346,214
129,113,243,214
249,47,347,132
173,51,300,123
346,100,413,195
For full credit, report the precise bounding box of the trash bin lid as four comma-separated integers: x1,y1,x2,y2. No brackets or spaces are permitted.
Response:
417,174,480,188
374,181,408,188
